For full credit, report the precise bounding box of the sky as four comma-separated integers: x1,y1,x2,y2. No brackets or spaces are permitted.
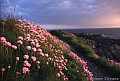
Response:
1,0,120,29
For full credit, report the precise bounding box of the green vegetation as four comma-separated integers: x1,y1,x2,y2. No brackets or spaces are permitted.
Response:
63,53,87,81
51,30,96,59
0,19,89,81
51,30,120,77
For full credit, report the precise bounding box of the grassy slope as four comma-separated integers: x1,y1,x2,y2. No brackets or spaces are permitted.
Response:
0,19,89,81
50,30,120,77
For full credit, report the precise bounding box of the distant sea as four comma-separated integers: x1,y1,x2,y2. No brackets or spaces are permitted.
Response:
51,28,120,39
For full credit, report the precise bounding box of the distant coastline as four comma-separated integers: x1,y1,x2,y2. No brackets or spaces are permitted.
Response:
49,28,120,39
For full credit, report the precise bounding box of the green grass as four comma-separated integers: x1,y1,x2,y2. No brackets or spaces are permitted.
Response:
51,30,96,59
51,30,120,77
0,19,88,81
63,53,87,81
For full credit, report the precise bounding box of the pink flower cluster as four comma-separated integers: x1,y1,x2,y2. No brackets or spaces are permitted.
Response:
0,37,17,50
22,60,31,74
69,52,93,81
0,19,94,81
15,19,93,81
16,20,69,80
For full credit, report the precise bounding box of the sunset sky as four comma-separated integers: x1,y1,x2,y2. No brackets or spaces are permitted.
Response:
1,0,120,28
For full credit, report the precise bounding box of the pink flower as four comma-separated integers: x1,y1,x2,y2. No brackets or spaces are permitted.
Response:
59,71,64,75
64,77,68,81
36,43,40,48
45,54,49,57
26,34,30,37
26,37,31,41
17,40,23,45
32,47,37,52
39,52,44,56
36,61,40,64
23,55,29,60
56,73,61,77
11,45,17,50
6,42,12,47
46,62,49,65
31,56,37,61
17,20,93,81
48,57,52,61
30,29,38,34
22,67,30,74
16,57,20,61
37,48,42,52
0,37,6,42
31,41,35,46
26,46,31,50
18,36,23,40
34,39,38,43
24,61,31,67
58,66,62,69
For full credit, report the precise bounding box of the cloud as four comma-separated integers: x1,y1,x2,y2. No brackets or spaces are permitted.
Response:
2,0,120,27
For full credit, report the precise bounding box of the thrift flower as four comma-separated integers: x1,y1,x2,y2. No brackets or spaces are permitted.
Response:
24,55,29,60
31,41,35,46
11,45,17,50
22,67,30,74
17,40,23,45
0,37,6,42
16,57,20,61
37,48,42,52
45,54,49,57
6,42,12,47
32,47,37,52
24,61,31,67
26,46,32,50
56,73,60,77
36,61,40,64
26,34,30,37
31,56,37,61
18,36,23,40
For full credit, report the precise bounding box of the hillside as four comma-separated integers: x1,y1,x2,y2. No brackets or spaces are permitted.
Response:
50,30,120,80
0,19,93,81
